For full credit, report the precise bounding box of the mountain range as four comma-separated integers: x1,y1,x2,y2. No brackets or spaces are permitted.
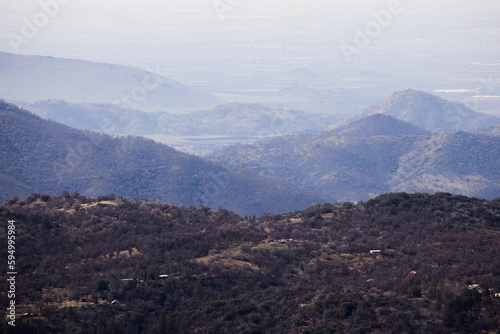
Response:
209,113,500,202
0,100,326,216
0,51,220,112
18,100,341,138
16,100,342,155
2,66,500,212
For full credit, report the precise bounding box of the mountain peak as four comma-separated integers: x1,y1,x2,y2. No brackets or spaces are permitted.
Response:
364,89,499,132
337,114,429,138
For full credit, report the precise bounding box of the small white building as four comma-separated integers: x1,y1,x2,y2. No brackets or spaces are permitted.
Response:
468,284,483,293
369,250,381,254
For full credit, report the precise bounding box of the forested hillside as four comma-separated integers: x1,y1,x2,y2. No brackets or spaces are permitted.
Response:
209,114,500,202
1,192,499,333
0,100,325,216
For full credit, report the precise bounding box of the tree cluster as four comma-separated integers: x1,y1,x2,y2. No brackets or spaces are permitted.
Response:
0,192,499,333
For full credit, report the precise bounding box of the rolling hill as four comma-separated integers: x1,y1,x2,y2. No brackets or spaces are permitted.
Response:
209,114,500,202
388,131,500,198
360,89,499,132
0,51,221,113
16,100,342,155
0,100,326,216
19,100,340,137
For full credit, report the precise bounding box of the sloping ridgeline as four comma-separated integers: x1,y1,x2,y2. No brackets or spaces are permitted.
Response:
0,100,325,216
209,114,500,202
0,192,499,333
0,51,221,112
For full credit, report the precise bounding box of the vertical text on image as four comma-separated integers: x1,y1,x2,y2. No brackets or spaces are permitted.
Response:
6,220,17,327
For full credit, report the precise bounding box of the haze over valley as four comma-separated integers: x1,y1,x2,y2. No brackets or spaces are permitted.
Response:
1,0,499,114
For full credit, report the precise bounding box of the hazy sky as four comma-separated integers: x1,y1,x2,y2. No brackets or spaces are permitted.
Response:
1,0,498,63
1,0,499,104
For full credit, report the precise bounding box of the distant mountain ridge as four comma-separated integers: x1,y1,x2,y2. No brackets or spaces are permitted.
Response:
209,113,500,202
173,103,341,137
15,100,342,155
0,100,326,215
361,89,499,132
18,100,341,137
0,51,221,112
